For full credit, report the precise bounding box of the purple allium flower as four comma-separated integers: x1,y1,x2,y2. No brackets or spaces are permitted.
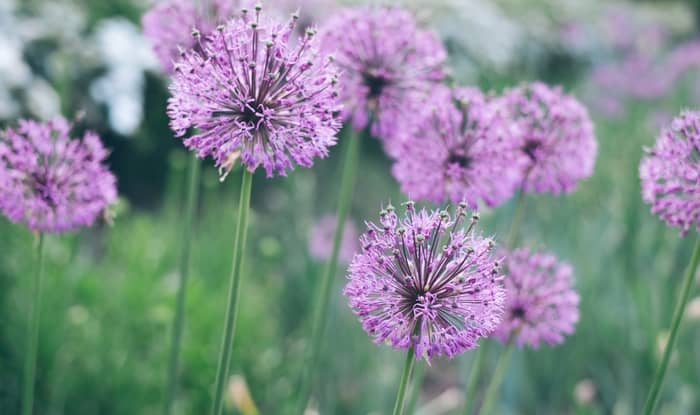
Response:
309,214,359,264
167,7,341,178
499,82,597,194
391,85,524,208
344,202,505,361
142,0,240,73
0,117,117,233
640,110,700,235
319,6,447,140
494,248,579,348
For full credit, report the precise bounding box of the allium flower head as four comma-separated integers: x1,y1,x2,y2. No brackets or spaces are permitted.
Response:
0,117,117,233
500,82,597,194
320,6,447,140
142,0,239,73
309,214,358,264
344,202,505,361
167,6,341,178
495,248,579,348
640,110,700,234
391,85,524,208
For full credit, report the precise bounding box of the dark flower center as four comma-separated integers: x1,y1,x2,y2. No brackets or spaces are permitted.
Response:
30,173,56,207
522,139,541,161
241,103,264,125
213,103,265,126
362,72,390,98
511,306,526,319
447,152,472,168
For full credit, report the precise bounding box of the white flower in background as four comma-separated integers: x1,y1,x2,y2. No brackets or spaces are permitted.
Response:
25,78,60,120
0,0,157,132
90,18,157,135
0,88,18,119
401,0,521,79
0,37,31,88
0,0,83,120
18,0,85,44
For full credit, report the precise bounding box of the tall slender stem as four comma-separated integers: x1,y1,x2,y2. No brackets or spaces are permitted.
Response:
478,344,514,415
642,235,700,415
507,189,526,250
294,130,361,414
392,347,417,415
22,233,45,415
462,343,488,415
404,360,425,415
461,188,525,414
211,169,254,415
164,154,201,415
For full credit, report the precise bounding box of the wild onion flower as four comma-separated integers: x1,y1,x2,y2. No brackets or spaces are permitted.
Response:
0,117,117,233
638,113,700,414
344,202,505,361
494,248,579,348
500,82,597,194
391,85,524,208
142,0,239,73
320,6,447,140
167,6,341,178
309,214,358,264
640,110,700,235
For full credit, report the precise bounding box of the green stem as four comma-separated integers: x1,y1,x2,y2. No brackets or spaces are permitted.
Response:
211,169,254,415
405,360,425,415
642,234,700,415
478,344,514,415
22,233,45,415
507,189,526,250
462,187,524,414
164,154,201,415
462,343,488,415
392,347,417,415
294,130,361,414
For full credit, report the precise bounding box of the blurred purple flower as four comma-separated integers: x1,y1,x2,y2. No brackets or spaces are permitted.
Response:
0,117,117,233
319,6,447,141
391,85,524,208
309,214,359,264
344,202,505,361
167,7,341,178
586,93,624,119
494,248,579,348
602,7,669,57
589,37,700,106
500,82,597,194
640,110,700,235
591,56,672,101
142,0,240,73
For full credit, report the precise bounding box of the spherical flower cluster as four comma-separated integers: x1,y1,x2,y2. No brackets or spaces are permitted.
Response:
308,214,359,264
320,6,447,140
640,110,700,235
344,202,505,361
167,7,341,178
499,82,597,194
391,85,524,208
142,0,239,73
494,248,579,348
0,117,117,233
